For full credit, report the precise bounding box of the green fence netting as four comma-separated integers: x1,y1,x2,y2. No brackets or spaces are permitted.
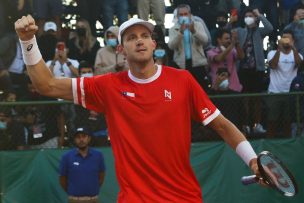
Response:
1,138,303,203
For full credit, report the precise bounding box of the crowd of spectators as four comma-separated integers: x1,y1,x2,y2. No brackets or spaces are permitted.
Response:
1,0,304,150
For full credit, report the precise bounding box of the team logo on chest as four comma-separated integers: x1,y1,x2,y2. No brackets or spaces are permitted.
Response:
164,90,172,101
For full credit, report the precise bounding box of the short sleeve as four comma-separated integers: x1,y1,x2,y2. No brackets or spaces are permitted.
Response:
98,152,106,172
72,75,107,113
186,72,220,125
267,50,276,62
59,154,68,176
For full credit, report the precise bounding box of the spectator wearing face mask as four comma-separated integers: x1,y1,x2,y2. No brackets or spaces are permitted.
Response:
0,107,27,150
284,5,304,56
94,26,128,75
67,19,100,66
168,4,211,92
235,7,273,135
152,25,172,66
75,61,109,146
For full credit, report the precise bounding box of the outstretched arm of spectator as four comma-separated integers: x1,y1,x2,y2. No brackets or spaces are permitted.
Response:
15,15,73,100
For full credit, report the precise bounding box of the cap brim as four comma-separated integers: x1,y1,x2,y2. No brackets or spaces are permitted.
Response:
119,21,154,44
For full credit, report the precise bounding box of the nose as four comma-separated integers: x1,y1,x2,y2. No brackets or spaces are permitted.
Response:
136,39,144,46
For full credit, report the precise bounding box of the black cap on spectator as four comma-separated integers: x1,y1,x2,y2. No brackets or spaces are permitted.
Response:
73,126,91,137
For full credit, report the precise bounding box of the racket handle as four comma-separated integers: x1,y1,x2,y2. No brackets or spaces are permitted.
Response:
241,175,259,185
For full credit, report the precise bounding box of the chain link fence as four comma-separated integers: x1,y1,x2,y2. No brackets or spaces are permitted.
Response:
0,92,304,150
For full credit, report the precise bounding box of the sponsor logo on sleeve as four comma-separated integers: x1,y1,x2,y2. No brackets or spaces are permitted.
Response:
202,108,211,118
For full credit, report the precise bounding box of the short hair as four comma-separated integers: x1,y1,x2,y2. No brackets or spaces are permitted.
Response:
282,29,295,39
216,10,228,19
177,4,191,15
215,29,231,45
78,60,94,74
241,7,254,19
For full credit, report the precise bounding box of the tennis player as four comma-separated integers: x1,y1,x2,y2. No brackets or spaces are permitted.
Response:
15,15,261,202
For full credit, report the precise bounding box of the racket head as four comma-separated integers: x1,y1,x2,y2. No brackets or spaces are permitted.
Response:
257,151,298,197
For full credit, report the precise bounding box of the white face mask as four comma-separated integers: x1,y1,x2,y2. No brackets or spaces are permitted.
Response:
244,17,255,26
220,45,226,52
218,79,229,90
81,73,93,78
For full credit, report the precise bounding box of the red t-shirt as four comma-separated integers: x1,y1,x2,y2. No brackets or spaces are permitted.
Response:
72,65,220,203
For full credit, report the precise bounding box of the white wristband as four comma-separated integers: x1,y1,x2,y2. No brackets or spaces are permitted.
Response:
236,141,257,166
19,36,42,66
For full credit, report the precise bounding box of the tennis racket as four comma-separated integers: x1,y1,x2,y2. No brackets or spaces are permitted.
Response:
241,151,298,197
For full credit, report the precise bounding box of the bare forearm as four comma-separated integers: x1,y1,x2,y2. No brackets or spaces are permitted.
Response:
292,48,302,66
27,59,56,94
269,50,280,69
209,114,246,149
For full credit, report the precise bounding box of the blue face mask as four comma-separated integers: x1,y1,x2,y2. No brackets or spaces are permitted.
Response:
0,121,7,130
154,49,166,58
107,39,118,47
81,73,93,78
178,16,190,25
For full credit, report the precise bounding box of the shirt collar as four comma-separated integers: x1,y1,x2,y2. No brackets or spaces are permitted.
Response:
128,64,162,84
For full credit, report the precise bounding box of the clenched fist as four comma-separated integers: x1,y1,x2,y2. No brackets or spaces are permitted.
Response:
15,15,38,41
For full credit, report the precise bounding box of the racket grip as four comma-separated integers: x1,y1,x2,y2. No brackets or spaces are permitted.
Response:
241,175,258,185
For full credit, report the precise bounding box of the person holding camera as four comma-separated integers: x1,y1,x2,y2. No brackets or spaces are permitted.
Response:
47,41,79,78
266,29,303,138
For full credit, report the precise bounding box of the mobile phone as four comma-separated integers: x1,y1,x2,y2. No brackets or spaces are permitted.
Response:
57,42,65,51
231,8,238,17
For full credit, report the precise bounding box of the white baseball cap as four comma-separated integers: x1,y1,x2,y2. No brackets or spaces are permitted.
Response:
44,21,57,32
118,18,154,44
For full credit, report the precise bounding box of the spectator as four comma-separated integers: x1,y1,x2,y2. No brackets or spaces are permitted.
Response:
21,77,62,149
152,25,173,66
289,61,304,138
1,32,28,100
37,21,58,62
75,61,108,146
168,4,211,92
235,8,273,135
68,19,100,66
46,41,79,146
47,41,79,78
280,0,299,28
210,10,238,46
94,26,128,75
171,0,219,30
101,0,129,31
59,127,105,203
249,0,279,47
0,107,27,150
284,5,304,56
207,29,244,93
32,0,63,38
209,68,242,128
266,30,302,138
75,0,102,36
137,0,166,35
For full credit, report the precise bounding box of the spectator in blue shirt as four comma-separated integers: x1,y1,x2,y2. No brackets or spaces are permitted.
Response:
59,126,105,203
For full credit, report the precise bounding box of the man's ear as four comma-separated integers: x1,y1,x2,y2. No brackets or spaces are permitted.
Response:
152,40,157,51
117,44,126,56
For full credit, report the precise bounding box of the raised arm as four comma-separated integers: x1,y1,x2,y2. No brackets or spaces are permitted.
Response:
15,15,73,100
